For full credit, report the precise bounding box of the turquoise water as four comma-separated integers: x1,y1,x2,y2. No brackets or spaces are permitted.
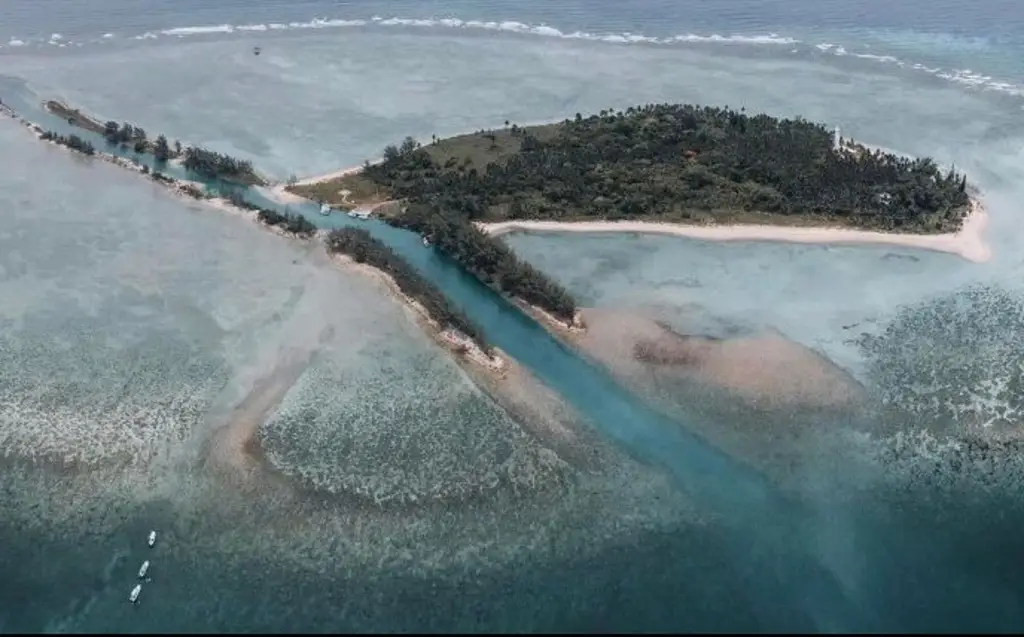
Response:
4,82,1020,633
1,84,777,527
3,1,1024,631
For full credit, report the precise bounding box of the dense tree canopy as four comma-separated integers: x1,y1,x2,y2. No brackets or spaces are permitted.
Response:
182,146,264,186
153,134,171,163
103,120,147,148
40,130,95,155
365,103,972,233
325,228,489,352
391,204,577,322
227,192,316,236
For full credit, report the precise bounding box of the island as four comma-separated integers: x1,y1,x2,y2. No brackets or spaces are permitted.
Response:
16,97,993,405
324,227,490,354
10,95,997,486
294,103,972,229
45,100,267,186
289,102,988,264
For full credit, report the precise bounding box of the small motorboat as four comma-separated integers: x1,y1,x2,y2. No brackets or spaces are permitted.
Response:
319,203,331,216
347,210,358,218
422,236,431,247
138,560,150,579
147,531,157,548
129,584,142,604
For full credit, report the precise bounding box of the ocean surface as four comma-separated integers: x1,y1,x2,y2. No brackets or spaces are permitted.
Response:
2,0,1024,632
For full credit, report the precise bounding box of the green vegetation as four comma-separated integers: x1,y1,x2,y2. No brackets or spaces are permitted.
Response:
179,183,208,200
45,100,263,186
257,208,316,235
359,104,972,233
299,103,978,324
40,130,95,155
103,120,147,149
287,126,561,208
153,135,171,163
182,146,266,186
227,193,316,236
150,171,175,185
392,204,577,322
325,227,489,352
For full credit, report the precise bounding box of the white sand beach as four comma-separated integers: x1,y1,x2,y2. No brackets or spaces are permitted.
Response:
481,200,991,263
291,162,376,187
327,251,506,375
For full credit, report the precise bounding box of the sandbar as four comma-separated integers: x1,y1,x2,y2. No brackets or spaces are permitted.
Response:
480,199,991,263
291,163,376,187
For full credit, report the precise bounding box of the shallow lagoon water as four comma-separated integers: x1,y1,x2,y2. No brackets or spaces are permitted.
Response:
3,3,1024,632
0,116,704,632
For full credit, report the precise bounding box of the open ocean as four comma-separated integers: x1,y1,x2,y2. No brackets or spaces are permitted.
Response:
3,0,1024,633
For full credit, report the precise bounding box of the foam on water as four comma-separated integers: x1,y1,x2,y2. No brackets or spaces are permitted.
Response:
258,300,571,507
6,27,1022,185
4,9,1023,99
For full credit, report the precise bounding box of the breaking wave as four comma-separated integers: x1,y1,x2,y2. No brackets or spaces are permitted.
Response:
3,14,1021,98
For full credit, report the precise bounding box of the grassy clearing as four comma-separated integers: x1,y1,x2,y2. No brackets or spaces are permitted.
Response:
286,122,561,207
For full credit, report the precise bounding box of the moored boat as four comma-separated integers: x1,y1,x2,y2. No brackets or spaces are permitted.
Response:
129,584,142,604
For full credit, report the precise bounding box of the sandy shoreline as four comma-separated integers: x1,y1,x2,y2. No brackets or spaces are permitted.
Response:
291,162,377,187
480,200,991,263
7,109,500,375
286,160,991,263
19,97,993,264
325,247,506,375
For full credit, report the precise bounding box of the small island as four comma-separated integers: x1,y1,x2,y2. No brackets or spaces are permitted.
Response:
289,103,972,233
287,102,989,326
325,227,490,354
45,100,267,186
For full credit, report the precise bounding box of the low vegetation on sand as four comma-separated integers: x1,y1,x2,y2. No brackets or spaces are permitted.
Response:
45,101,107,135
45,100,265,186
325,227,490,352
39,130,96,155
228,192,316,237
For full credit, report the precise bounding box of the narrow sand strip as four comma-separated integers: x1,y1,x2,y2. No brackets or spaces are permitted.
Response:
291,162,376,187
480,200,991,263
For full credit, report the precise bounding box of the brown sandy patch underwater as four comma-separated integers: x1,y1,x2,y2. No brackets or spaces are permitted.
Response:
572,308,863,411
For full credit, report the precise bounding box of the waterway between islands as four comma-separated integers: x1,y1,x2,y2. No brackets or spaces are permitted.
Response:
2,75,963,631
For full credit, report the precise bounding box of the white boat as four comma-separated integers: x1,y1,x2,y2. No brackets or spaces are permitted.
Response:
319,203,331,216
147,531,157,548
138,560,150,579
347,210,358,218
422,236,431,247
129,584,142,604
